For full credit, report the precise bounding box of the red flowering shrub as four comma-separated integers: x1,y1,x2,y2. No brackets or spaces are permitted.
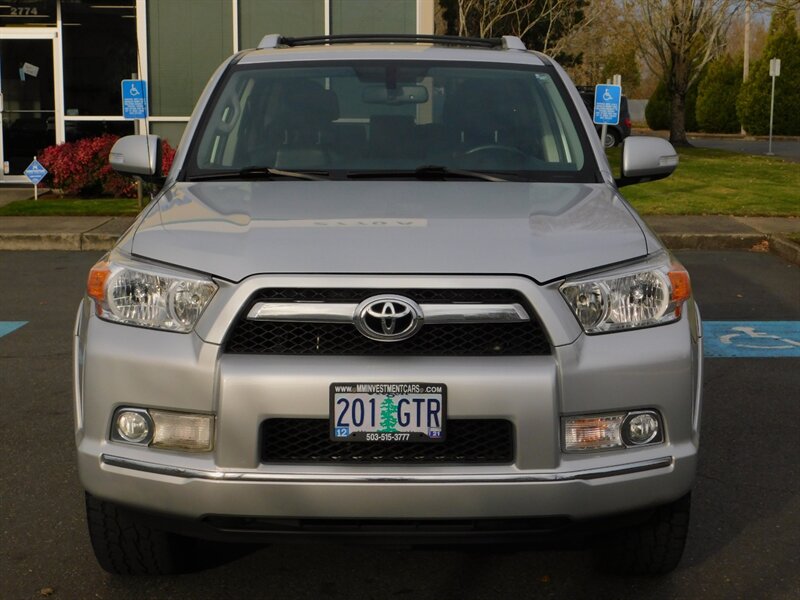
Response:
161,140,176,175
39,135,177,198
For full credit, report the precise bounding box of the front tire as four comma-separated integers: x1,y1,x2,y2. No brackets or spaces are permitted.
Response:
594,493,691,576
85,493,195,575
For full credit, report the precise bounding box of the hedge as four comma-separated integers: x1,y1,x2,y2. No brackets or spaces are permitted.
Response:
39,134,176,198
696,56,743,133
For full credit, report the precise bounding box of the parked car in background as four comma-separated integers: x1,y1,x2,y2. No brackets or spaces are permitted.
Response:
577,86,632,147
75,34,699,578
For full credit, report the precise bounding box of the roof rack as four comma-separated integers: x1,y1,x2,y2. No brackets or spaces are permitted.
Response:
257,34,526,51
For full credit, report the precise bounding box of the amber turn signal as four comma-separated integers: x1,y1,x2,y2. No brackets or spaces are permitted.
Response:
87,260,111,307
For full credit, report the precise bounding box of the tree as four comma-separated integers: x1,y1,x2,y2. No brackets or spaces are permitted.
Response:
696,55,743,132
561,0,642,93
440,0,590,57
379,397,398,432
646,78,701,130
737,5,800,134
623,0,737,145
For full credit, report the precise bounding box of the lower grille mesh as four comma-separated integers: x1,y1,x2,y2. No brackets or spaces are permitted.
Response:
261,419,514,464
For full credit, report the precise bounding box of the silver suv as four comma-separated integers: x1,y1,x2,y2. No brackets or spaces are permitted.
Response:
75,34,702,576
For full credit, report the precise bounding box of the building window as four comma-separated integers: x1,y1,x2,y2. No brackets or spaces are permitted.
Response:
61,0,137,117
64,120,134,142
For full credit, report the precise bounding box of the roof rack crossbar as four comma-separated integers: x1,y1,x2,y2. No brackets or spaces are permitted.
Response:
257,34,525,50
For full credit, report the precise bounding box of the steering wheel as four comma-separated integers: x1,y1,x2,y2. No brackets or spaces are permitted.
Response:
464,144,526,159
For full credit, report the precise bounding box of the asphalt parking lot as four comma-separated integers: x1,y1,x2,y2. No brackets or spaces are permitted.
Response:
1,250,798,600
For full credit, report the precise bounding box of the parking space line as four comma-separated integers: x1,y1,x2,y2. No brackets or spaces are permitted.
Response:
704,321,800,358
0,321,28,339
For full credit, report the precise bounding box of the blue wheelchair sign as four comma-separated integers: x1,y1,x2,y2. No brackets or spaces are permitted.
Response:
593,84,621,125
24,159,48,185
122,79,148,119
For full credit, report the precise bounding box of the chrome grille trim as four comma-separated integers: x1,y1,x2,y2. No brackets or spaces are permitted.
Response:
247,302,530,324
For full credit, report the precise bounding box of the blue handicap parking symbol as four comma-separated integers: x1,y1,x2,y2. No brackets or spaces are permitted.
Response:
704,321,800,358
122,79,148,119
593,84,621,125
24,160,48,185
0,322,27,339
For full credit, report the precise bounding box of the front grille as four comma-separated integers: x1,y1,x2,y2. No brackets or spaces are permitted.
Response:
261,419,514,464
224,288,550,356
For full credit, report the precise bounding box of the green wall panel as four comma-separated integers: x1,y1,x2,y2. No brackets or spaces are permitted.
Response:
239,0,325,49
151,122,187,149
332,0,416,34
148,0,233,116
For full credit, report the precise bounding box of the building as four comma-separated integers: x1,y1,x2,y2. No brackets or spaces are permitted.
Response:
0,0,435,183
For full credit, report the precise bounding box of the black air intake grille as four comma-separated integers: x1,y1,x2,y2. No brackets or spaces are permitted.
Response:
261,419,514,464
224,288,550,356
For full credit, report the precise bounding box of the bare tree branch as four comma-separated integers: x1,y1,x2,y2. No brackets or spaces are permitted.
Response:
455,0,589,51
623,0,739,144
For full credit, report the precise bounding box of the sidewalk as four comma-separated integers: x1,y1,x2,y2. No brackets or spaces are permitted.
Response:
0,213,798,265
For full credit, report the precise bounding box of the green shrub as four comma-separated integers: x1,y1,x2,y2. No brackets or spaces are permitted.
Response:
645,80,699,132
696,56,743,133
737,7,800,135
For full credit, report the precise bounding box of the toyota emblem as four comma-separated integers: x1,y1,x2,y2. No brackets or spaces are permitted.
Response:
354,295,423,342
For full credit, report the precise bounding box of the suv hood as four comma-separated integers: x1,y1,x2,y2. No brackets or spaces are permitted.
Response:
132,181,647,283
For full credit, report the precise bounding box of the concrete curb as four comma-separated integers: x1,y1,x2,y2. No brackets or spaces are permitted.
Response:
0,233,83,251
658,233,767,250
0,216,134,252
659,232,800,265
0,232,122,251
770,236,800,266
2,230,798,266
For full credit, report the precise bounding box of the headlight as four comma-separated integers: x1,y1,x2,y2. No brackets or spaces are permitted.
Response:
87,258,217,332
560,256,691,334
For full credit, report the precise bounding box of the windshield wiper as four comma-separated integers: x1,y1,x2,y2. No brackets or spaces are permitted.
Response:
346,165,511,182
188,167,328,181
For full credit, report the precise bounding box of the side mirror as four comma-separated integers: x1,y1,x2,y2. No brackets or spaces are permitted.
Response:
616,136,678,187
109,135,164,183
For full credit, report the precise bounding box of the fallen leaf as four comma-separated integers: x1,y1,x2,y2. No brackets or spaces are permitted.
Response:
750,240,770,253
40,588,55,597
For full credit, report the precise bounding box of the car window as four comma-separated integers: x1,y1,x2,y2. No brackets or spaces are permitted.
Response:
188,61,594,181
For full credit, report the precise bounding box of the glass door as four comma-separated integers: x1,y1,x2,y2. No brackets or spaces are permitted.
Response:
0,35,56,179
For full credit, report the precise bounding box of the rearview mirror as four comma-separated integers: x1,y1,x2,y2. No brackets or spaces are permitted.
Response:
362,84,429,105
109,135,163,183
616,136,678,187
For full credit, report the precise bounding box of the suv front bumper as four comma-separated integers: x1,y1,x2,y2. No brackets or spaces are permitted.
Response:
74,274,702,527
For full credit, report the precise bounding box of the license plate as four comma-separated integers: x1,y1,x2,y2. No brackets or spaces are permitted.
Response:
330,383,446,442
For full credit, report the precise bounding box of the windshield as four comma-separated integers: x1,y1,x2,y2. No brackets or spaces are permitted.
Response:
187,61,596,181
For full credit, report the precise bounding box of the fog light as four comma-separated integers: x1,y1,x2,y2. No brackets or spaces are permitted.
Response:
623,411,662,445
151,410,214,452
114,409,151,444
563,414,624,452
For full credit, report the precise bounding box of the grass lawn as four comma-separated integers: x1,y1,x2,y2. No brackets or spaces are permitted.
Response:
608,146,800,216
0,197,143,217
